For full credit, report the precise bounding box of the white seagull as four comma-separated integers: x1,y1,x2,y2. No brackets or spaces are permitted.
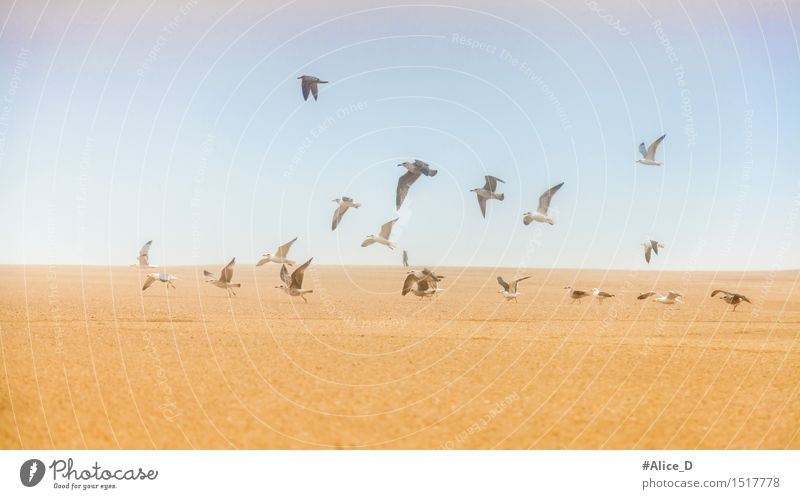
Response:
471,175,505,218
402,268,445,299
362,218,399,250
643,240,665,264
564,286,591,303
638,291,683,305
203,258,241,296
497,276,530,302
636,134,666,166
396,159,437,210
591,287,615,304
142,272,177,291
298,75,328,101
524,182,564,225
276,258,314,303
133,240,156,268
257,237,297,266
332,197,361,231
711,290,751,312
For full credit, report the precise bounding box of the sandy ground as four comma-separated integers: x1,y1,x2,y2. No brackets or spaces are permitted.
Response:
1,264,798,449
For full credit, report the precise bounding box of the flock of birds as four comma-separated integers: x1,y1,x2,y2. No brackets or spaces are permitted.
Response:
133,75,751,313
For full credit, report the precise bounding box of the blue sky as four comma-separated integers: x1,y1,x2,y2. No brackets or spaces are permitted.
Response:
0,0,798,270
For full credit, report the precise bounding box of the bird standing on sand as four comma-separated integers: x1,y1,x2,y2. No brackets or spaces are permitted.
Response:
133,240,156,268
276,258,314,303
402,268,445,298
298,75,327,101
396,159,437,210
471,176,505,218
257,237,297,266
643,240,665,264
636,134,666,166
591,287,615,304
711,290,751,311
203,258,241,296
142,272,177,291
564,286,590,303
362,218,399,250
637,291,683,305
331,197,360,230
497,276,530,302
402,250,409,267
524,182,564,225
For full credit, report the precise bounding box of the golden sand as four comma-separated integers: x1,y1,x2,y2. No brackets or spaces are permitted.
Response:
1,265,798,449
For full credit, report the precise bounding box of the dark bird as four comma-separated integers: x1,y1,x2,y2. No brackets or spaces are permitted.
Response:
497,275,530,302
471,176,505,218
396,160,437,210
298,75,328,101
711,290,751,311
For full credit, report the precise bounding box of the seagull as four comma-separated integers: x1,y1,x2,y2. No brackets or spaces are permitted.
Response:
636,134,666,166
524,182,564,225
471,176,505,218
497,276,530,302
564,286,590,303
711,290,751,311
637,291,683,305
133,240,156,268
643,240,665,264
276,258,313,303
396,159,437,210
402,250,409,267
257,237,297,266
591,287,615,304
402,268,445,299
297,75,328,101
362,218,398,250
142,272,177,291
203,258,241,296
332,197,361,231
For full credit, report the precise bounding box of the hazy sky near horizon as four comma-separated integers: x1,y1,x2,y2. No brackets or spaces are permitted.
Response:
0,0,798,271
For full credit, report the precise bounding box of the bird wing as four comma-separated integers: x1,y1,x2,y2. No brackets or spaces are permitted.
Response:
379,218,399,239
276,237,297,258
667,291,682,299
477,193,487,218
256,257,269,267
402,250,409,267
497,276,510,292
396,171,420,209
710,289,731,298
740,295,751,303
510,276,531,293
300,77,311,101
361,239,375,247
280,264,292,287
637,292,656,300
537,182,564,214
638,142,647,158
342,196,353,203
291,258,312,289
484,175,504,192
646,134,666,160
402,274,419,295
332,205,348,230
142,274,156,291
598,291,614,297
220,258,235,283
644,245,652,264
310,81,319,100
139,240,152,257
650,240,660,255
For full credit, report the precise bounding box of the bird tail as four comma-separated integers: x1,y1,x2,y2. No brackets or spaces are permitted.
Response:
497,193,505,201
353,203,361,208
427,169,438,177
388,242,397,250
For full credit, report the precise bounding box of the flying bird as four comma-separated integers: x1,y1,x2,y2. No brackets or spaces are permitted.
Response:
362,218,399,250
564,286,590,303
276,258,314,303
471,176,505,218
524,182,564,225
643,240,665,264
133,240,156,268
142,272,178,291
203,258,241,296
402,268,445,298
711,290,751,311
497,276,530,302
637,291,683,305
297,75,328,101
257,237,297,266
402,250,409,268
637,134,666,166
331,197,361,230
396,159,437,210
591,287,615,304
